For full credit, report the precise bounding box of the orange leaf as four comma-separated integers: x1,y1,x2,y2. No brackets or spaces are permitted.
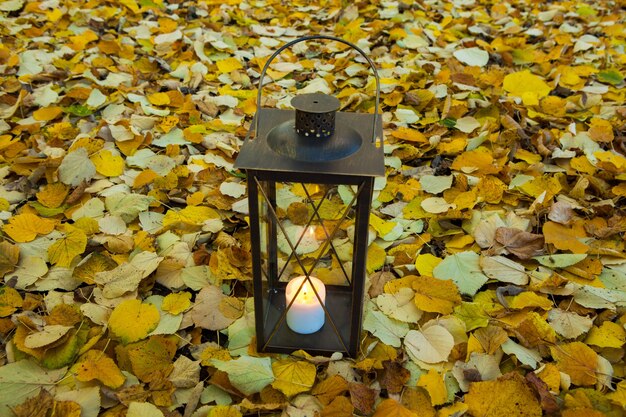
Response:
543,221,589,254
33,106,63,121
372,399,417,417
76,349,126,388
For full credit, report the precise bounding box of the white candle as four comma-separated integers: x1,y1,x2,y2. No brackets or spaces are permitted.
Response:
285,276,326,334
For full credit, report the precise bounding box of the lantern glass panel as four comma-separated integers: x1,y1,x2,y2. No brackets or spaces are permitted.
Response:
254,178,363,354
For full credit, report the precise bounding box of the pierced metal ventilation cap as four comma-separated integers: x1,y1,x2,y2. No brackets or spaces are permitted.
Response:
292,93,340,138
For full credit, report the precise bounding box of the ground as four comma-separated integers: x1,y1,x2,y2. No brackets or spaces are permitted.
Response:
1,0,626,416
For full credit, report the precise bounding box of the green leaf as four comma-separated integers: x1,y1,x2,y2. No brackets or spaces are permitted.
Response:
597,69,624,86
441,118,456,128
533,254,587,268
362,301,409,348
28,201,68,217
64,104,94,116
0,360,67,413
454,302,490,331
211,356,274,396
433,251,488,296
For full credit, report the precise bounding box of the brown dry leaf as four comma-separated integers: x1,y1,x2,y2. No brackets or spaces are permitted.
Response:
11,389,54,417
52,401,82,417
494,228,544,259
464,372,542,417
525,372,560,414
472,325,509,355
0,241,19,277
191,285,243,330
348,382,377,415
381,361,410,394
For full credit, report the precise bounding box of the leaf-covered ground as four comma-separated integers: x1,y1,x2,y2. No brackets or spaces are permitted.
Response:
1,0,626,416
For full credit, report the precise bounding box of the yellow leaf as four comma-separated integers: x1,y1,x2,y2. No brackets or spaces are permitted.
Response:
445,234,474,249
391,127,428,143
312,375,349,406
199,344,232,365
536,363,561,393
372,399,417,417
108,299,160,344
0,286,22,317
450,147,501,175
147,92,171,106
161,292,192,315
369,214,397,237
162,205,220,228
0,197,9,211
36,183,69,208
133,169,159,188
415,254,442,276
517,175,562,199
551,342,598,386
90,150,125,177
207,405,243,417
506,292,553,310
594,150,626,173
217,57,243,74
48,225,87,267
416,369,447,406
366,243,386,274
33,106,63,121
3,212,56,243
412,275,461,315
608,380,626,408
464,372,542,417
503,70,552,106
570,156,597,174
75,349,126,388
271,359,317,397
68,29,99,51
588,118,614,143
585,321,626,348
320,396,354,417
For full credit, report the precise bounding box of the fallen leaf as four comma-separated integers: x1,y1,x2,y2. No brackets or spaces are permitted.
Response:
412,275,461,315
464,372,542,416
550,342,598,386
211,356,275,396
75,349,125,388
272,359,317,397
108,299,160,344
494,228,544,259
404,325,454,364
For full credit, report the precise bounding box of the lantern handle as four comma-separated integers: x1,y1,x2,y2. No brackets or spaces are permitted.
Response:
254,35,381,145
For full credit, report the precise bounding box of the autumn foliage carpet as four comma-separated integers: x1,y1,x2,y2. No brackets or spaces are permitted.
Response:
1,0,626,416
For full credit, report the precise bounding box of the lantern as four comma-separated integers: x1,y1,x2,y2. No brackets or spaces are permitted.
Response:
234,36,384,357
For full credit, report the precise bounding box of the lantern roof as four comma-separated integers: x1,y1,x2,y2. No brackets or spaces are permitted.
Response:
234,107,385,178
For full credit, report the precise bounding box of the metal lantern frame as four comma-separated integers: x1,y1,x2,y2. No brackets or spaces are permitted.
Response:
234,35,384,357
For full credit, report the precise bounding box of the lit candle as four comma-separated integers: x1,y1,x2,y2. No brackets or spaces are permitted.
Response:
285,276,326,334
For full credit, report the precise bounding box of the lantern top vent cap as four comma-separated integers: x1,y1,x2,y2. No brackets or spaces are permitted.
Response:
291,93,340,114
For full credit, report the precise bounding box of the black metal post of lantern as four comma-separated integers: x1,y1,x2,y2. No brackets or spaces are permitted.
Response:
234,35,384,357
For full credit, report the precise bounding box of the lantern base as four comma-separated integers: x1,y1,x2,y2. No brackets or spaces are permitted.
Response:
259,286,355,356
